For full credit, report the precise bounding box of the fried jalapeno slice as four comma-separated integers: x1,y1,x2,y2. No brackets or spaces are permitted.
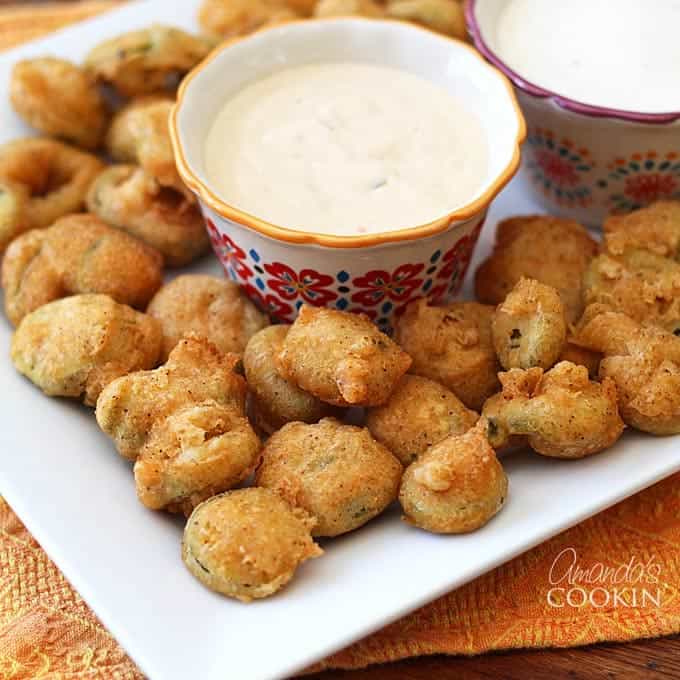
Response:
256,418,403,537
399,420,507,534
491,277,567,370
10,57,108,150
277,305,411,407
11,294,162,406
182,488,322,602
394,299,499,411
243,325,337,434
147,274,269,361
366,374,478,466
482,361,624,459
96,336,259,514
2,213,163,326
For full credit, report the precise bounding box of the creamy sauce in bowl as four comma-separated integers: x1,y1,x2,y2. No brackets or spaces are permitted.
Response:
204,62,489,236
493,0,680,113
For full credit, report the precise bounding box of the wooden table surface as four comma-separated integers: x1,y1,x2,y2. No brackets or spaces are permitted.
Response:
2,1,678,678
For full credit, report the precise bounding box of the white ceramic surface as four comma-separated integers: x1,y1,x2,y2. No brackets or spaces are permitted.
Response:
171,18,524,329
0,3,679,680
469,0,680,227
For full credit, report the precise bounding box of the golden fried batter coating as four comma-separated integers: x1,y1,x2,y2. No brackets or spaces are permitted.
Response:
492,278,567,370
11,294,161,406
386,0,466,38
243,325,337,434
475,215,598,323
10,58,108,150
582,249,680,334
199,0,300,37
572,305,680,435
482,361,624,459
399,420,507,534
85,24,214,97
314,0,385,17
106,96,189,199
256,418,402,537
2,214,163,327
277,305,411,407
0,180,29,253
394,299,499,411
96,336,258,513
182,488,322,602
0,137,102,234
87,165,209,267
366,375,478,465
604,200,680,260
147,274,269,360
558,340,602,379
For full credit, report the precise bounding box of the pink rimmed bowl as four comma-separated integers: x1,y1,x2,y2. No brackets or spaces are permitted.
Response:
171,18,525,330
467,0,680,227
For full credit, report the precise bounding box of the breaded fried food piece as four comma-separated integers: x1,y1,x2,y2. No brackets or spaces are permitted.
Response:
604,200,680,260
199,0,300,37
147,274,269,360
11,294,161,406
0,180,29,253
366,375,478,465
106,96,190,199
277,305,411,407
386,0,466,38
10,58,108,150
482,361,624,459
492,278,567,370
314,0,385,17
256,418,402,537
399,420,507,534
2,214,163,326
87,165,209,266
96,336,259,513
85,24,213,97
243,325,337,434
475,215,598,323
394,299,499,411
558,340,602,379
582,249,680,334
182,488,322,602
0,137,102,235
572,305,680,435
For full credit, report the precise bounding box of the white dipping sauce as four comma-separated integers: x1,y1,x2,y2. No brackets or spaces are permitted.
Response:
494,0,680,113
204,63,488,236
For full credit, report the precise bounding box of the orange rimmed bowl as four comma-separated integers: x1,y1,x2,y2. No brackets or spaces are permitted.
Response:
171,18,525,330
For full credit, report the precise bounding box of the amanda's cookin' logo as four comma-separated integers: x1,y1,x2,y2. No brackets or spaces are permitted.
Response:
547,547,662,609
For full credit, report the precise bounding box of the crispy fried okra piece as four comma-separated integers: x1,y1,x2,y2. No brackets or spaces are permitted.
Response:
314,0,385,17
276,305,412,407
256,418,402,537
475,215,598,323
482,361,624,459
85,24,214,97
366,374,478,466
182,488,322,602
87,164,209,267
0,180,29,254
386,0,466,39
96,336,260,514
491,277,567,370
11,294,162,406
394,299,499,411
399,420,507,534
10,57,108,150
572,305,680,435
582,249,680,335
2,213,163,326
199,0,300,38
243,325,337,434
147,274,269,360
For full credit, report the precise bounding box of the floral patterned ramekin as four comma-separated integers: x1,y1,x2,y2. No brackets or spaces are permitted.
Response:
467,0,680,227
171,18,525,330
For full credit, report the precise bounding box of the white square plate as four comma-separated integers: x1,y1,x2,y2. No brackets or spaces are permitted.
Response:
0,2,678,679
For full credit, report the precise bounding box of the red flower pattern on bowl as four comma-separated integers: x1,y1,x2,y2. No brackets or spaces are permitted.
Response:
206,219,253,280
264,263,338,306
351,264,425,307
624,173,678,204
535,149,580,187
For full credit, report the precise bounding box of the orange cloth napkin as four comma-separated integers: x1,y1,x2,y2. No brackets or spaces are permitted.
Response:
0,4,679,678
